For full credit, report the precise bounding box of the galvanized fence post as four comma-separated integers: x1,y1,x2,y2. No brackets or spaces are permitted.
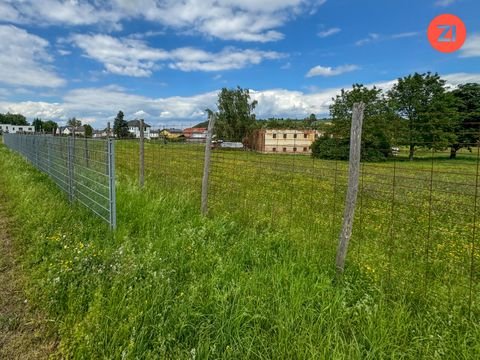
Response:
108,138,117,229
335,102,365,276
67,136,74,202
201,113,216,215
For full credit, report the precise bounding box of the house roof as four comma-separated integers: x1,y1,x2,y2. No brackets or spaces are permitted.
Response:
160,128,183,134
127,119,151,128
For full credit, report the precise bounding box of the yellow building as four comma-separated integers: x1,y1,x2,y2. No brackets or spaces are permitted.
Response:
249,129,320,154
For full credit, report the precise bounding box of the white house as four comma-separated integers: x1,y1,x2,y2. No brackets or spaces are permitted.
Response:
56,126,85,136
127,119,151,139
0,124,34,134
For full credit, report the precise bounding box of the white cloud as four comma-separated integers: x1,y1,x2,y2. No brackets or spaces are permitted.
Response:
0,25,65,88
317,27,341,38
3,0,325,42
306,64,359,77
435,0,459,6
71,34,285,76
459,33,480,58
355,33,380,46
391,32,419,39
4,73,479,127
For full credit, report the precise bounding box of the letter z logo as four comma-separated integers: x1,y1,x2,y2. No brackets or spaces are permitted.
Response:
428,14,466,53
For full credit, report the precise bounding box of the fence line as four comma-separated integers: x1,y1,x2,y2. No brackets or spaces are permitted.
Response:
3,133,116,229
113,119,480,317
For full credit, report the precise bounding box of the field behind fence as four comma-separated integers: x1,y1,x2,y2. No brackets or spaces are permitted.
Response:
116,124,480,318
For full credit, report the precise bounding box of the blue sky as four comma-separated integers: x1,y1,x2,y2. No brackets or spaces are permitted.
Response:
0,0,479,128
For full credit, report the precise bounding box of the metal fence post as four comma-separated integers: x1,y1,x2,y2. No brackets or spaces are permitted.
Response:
201,113,216,215
139,119,145,187
67,136,74,202
108,138,117,229
335,102,365,276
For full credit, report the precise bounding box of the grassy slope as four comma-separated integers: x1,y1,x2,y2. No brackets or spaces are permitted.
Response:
1,143,479,358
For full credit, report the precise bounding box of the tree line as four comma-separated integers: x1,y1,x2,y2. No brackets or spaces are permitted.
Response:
211,73,480,161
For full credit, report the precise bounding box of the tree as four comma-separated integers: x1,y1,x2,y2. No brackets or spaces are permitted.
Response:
312,84,396,161
32,118,43,132
83,124,93,138
388,72,457,160
67,117,82,128
43,120,58,134
113,110,129,138
450,83,480,158
213,86,258,142
0,112,28,125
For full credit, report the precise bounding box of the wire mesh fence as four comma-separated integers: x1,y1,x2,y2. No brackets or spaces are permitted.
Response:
113,118,479,318
3,133,116,228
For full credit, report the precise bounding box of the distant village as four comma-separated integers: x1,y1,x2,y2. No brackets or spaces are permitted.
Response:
0,118,325,155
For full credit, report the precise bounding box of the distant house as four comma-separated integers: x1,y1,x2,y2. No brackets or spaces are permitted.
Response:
127,119,151,139
184,127,207,142
0,124,34,134
160,128,184,139
249,129,321,154
56,126,85,136
150,129,161,139
92,129,110,138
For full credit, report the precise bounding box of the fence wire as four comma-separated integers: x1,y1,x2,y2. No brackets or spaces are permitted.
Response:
3,134,116,229
114,119,479,318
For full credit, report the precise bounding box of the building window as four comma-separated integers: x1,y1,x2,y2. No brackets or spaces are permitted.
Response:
283,134,287,139
272,147,277,152
273,133,277,139
294,133,297,139
283,147,287,152
303,147,308,152
293,147,297,152
19,127,23,131
304,133,308,139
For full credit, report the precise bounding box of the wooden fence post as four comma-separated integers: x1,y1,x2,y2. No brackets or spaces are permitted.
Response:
201,113,216,215
139,119,145,187
335,102,365,276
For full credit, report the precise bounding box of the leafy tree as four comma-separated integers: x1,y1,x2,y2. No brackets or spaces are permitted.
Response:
213,86,258,141
83,124,93,138
0,112,28,125
450,83,480,158
113,110,129,138
67,117,82,128
312,84,396,161
388,72,458,160
43,120,58,134
32,118,43,132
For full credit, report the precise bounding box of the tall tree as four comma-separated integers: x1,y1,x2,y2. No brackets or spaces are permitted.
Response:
32,118,43,132
213,86,258,142
43,120,58,134
388,72,457,160
312,84,396,161
113,110,129,138
450,83,480,158
0,112,28,125
67,117,82,128
83,124,93,138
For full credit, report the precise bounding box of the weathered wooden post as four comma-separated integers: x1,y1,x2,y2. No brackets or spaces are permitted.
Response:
201,113,216,215
139,119,145,187
335,102,365,276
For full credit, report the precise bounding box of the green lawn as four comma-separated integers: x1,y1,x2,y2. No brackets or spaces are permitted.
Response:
1,140,479,358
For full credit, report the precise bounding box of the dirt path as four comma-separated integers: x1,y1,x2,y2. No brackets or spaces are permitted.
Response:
0,191,56,359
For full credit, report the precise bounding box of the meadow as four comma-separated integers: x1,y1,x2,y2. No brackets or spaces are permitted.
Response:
1,139,479,358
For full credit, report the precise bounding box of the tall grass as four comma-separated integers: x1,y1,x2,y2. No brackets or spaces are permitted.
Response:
1,143,479,358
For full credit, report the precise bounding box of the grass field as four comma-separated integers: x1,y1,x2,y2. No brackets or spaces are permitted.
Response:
1,139,479,358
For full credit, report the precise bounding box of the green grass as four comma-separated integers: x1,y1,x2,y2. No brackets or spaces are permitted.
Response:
1,141,480,358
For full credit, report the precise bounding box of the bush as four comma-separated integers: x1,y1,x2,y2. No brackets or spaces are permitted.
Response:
311,136,390,162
